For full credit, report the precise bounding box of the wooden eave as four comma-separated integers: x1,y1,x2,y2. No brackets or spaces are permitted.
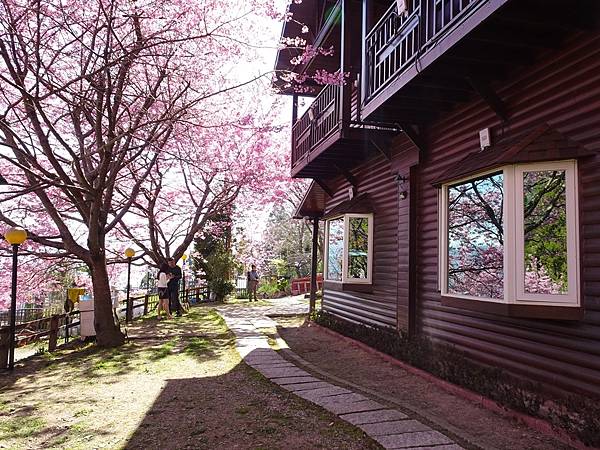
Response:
432,124,595,187
293,181,327,219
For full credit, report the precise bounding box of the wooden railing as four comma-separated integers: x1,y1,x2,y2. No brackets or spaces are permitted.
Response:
0,286,211,368
291,83,341,168
364,0,485,101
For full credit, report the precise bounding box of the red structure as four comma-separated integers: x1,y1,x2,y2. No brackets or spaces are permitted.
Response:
275,0,600,399
291,275,324,296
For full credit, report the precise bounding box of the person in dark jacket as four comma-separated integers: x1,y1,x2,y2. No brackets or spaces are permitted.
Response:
167,257,183,316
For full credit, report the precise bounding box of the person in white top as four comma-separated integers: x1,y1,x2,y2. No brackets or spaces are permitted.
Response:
157,262,173,319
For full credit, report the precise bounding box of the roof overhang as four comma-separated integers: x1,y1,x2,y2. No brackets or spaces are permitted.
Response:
293,181,327,219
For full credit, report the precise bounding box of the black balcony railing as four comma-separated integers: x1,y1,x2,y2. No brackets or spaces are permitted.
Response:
365,0,486,102
291,83,341,168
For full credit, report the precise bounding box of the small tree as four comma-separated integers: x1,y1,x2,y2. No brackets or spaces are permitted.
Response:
194,214,237,301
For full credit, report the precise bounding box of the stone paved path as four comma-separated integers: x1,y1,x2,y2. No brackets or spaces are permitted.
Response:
216,298,464,450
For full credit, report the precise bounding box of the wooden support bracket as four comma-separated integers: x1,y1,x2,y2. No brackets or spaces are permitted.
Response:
334,164,357,189
370,139,391,161
314,178,334,197
466,76,509,122
398,123,426,154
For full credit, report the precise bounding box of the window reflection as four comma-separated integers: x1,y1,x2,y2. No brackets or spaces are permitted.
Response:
523,170,568,294
348,217,369,279
447,173,504,299
327,218,344,281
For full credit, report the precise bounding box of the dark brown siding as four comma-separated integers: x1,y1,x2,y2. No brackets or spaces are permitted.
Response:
417,30,600,397
322,154,401,329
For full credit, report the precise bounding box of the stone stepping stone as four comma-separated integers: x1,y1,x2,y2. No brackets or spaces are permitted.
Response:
295,386,354,401
247,362,298,370
375,430,453,449
358,419,431,436
340,409,408,425
259,368,311,378
280,381,334,392
270,376,321,385
323,399,387,415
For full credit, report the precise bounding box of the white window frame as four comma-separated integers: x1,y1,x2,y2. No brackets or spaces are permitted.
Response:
324,213,374,284
439,160,580,307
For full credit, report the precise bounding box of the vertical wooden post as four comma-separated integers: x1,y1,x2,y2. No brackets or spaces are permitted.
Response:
361,0,371,106
64,313,70,344
309,217,320,316
143,294,149,315
292,94,299,125
340,0,352,133
48,315,59,352
408,165,419,338
0,329,9,369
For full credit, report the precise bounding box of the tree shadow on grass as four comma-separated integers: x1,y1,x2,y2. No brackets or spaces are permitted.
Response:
124,348,379,450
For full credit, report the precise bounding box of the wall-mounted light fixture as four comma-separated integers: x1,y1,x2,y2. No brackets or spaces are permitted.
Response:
395,174,408,200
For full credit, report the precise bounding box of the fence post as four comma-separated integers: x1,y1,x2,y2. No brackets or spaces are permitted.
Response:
48,315,59,352
64,313,70,344
0,329,8,369
143,295,149,315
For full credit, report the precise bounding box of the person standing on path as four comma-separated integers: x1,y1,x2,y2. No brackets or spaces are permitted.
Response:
247,264,260,302
157,262,173,319
168,257,183,316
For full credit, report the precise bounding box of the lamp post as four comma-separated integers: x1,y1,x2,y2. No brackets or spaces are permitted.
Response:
4,227,27,370
124,248,135,323
181,254,187,303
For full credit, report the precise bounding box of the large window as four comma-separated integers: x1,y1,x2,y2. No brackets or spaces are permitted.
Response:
440,161,580,306
325,214,373,284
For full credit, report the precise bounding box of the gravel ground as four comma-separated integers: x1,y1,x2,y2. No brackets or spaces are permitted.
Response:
274,316,573,450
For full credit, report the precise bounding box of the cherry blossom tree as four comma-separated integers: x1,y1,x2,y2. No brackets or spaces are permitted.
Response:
0,0,286,346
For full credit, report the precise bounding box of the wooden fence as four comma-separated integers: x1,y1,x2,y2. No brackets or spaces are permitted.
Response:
0,285,210,369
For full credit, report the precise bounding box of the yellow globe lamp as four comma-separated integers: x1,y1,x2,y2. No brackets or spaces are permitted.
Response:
5,227,27,246
5,226,27,370
124,247,135,259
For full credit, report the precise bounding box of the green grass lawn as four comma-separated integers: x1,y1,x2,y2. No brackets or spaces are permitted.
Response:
0,306,379,450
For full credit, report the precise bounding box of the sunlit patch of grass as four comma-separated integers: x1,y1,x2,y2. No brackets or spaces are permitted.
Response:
183,337,212,356
147,338,178,360
0,415,46,440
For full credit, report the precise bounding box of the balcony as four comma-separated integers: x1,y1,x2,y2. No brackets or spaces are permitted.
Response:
291,78,398,178
361,0,597,122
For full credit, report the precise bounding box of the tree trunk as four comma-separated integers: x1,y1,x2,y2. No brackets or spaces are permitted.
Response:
89,255,125,347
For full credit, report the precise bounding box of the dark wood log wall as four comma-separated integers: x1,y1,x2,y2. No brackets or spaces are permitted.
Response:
322,154,403,329
417,30,600,397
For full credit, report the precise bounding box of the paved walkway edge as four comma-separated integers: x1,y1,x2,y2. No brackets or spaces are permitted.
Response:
311,323,589,450
216,304,464,450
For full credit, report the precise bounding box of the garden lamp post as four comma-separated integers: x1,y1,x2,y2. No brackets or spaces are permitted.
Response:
124,247,135,323
182,253,187,293
4,227,27,370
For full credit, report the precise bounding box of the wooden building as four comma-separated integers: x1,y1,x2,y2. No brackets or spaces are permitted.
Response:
275,0,600,398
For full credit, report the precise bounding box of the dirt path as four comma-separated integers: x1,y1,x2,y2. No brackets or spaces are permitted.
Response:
0,306,379,450
274,316,572,450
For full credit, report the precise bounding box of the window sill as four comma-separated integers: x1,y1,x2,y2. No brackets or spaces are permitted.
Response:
324,280,373,294
441,296,583,320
